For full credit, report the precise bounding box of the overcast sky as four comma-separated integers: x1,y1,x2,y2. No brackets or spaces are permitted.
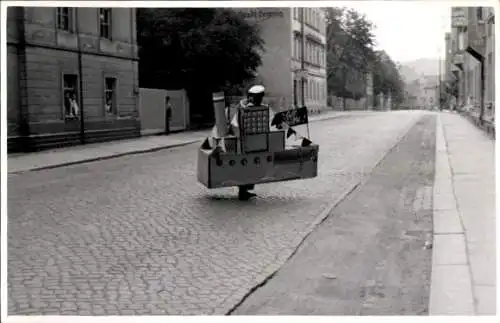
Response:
332,0,493,63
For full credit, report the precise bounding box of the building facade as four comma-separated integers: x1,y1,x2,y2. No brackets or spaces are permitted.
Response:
7,7,140,152
444,32,452,83
450,6,495,121
237,7,328,113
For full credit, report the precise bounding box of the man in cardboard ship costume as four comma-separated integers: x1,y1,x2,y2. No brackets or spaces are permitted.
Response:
197,84,319,201
234,85,267,200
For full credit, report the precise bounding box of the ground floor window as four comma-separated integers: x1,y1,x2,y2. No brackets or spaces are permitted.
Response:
293,79,298,106
104,77,117,115
63,74,79,119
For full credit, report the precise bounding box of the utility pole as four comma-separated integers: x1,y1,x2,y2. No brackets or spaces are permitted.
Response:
76,8,85,144
438,57,442,110
300,7,305,107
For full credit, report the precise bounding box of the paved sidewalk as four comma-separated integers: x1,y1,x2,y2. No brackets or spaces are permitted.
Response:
429,112,496,315
8,110,370,174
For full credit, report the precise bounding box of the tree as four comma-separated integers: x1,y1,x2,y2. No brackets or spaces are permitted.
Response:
325,7,376,101
372,50,405,107
137,8,264,123
444,77,459,98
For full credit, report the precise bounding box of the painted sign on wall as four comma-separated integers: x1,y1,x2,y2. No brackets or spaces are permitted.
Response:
238,8,285,21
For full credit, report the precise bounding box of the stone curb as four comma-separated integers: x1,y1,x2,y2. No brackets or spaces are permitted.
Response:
429,113,475,315
9,113,351,174
8,140,202,175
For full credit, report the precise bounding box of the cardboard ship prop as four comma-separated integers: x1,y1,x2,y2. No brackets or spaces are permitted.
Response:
197,93,319,189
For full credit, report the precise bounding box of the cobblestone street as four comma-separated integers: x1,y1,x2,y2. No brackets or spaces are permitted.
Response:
8,111,426,315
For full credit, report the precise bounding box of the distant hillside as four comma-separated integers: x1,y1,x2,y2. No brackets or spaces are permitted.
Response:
398,65,420,82
399,58,445,81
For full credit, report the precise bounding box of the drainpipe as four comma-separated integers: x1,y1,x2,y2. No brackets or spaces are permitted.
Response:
16,7,32,151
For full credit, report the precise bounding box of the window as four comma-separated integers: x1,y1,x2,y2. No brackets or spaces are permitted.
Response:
307,42,312,62
313,45,317,65
488,52,493,101
316,45,320,65
293,8,298,20
476,7,483,21
458,30,465,51
56,7,71,31
297,37,301,59
310,43,313,63
104,77,117,115
293,79,298,106
99,8,112,39
294,37,301,60
304,42,308,62
63,74,79,118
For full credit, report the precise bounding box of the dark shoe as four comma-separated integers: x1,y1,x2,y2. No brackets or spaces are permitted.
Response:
238,191,257,201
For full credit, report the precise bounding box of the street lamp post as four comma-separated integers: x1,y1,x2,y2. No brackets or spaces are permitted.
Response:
76,8,85,144
438,55,442,110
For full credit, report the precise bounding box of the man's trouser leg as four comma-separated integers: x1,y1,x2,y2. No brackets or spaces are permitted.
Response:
238,184,256,200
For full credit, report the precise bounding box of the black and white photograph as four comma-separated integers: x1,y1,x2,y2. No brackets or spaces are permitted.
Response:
2,0,497,319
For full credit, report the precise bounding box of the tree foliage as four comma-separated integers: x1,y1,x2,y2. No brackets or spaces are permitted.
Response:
325,7,376,99
443,77,459,98
371,50,405,104
137,8,264,94
325,7,406,106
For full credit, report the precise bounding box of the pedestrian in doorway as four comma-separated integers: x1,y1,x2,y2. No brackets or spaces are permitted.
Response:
165,96,172,135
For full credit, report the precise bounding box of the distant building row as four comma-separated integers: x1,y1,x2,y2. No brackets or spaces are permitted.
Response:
445,6,495,121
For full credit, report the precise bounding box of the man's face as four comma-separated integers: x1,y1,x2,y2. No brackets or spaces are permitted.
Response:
253,94,264,106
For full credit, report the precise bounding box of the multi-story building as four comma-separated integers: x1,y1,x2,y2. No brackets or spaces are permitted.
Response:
237,7,328,113
404,79,422,109
423,77,439,110
444,32,453,83
484,8,495,120
450,6,495,121
7,7,140,152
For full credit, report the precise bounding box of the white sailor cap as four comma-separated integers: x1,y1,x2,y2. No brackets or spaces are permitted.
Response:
248,85,265,95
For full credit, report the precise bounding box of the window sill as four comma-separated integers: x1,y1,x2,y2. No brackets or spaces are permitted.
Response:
57,28,74,34
104,114,134,120
64,115,80,121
